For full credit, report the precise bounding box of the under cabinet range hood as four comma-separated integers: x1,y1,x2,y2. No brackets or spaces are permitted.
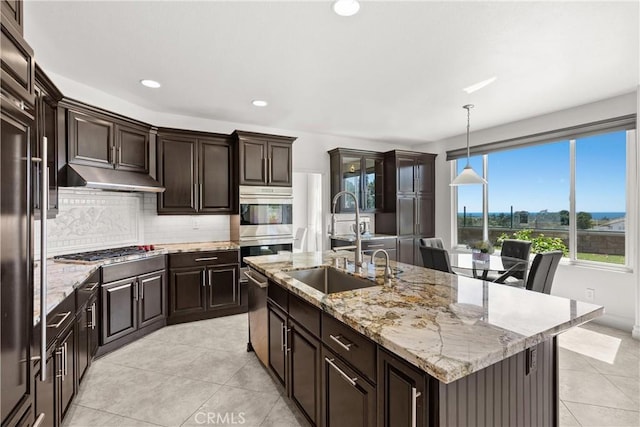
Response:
62,164,165,193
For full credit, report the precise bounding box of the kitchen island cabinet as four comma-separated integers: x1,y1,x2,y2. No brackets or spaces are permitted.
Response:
244,251,604,427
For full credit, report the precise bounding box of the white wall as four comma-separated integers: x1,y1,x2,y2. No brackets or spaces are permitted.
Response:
412,92,639,334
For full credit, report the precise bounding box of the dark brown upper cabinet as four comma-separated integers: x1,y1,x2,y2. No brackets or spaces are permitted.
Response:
157,129,236,215
329,148,384,213
33,65,63,219
64,101,150,173
235,131,295,187
1,0,23,35
1,17,34,108
115,123,149,173
376,150,436,266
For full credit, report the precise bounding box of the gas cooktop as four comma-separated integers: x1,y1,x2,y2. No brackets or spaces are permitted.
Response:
54,246,148,262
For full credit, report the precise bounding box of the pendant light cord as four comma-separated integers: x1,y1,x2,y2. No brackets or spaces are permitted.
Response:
464,104,473,167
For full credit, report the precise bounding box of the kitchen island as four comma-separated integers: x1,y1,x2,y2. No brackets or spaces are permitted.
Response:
244,251,603,427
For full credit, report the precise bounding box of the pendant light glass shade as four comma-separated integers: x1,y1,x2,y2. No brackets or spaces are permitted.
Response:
451,104,487,186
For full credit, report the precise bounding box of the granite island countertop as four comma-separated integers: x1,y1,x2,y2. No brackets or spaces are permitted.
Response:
244,251,604,384
34,241,240,325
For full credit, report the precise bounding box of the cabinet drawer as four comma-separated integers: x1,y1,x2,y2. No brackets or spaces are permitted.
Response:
76,270,100,309
34,292,75,350
322,313,376,384
169,250,239,268
289,293,320,337
1,21,34,105
102,255,166,283
362,239,396,251
267,280,288,312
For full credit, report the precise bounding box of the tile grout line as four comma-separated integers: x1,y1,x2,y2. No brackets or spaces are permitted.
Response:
559,400,583,427
69,403,166,427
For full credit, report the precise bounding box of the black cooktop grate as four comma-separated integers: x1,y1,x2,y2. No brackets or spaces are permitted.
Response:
54,246,146,262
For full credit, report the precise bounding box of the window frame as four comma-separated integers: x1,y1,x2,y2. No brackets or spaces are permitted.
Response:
451,128,635,272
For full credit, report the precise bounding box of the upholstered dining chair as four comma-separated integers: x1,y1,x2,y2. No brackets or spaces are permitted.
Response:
419,245,454,274
419,237,445,249
525,251,563,294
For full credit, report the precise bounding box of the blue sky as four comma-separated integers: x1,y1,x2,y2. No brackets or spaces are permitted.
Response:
457,131,627,213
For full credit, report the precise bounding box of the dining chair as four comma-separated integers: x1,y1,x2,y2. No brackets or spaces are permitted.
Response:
486,239,532,283
525,250,563,294
419,237,445,249
419,245,454,274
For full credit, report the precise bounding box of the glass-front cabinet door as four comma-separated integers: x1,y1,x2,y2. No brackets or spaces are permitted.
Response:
329,148,384,213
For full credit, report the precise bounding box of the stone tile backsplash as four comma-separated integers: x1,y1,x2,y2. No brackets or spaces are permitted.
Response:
36,188,230,258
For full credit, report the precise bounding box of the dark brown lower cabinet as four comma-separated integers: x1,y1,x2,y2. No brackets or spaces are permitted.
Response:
268,303,287,386
77,293,98,384
377,348,429,427
168,251,244,324
57,324,75,422
267,287,321,426
322,347,376,427
100,256,167,349
102,277,138,344
33,346,56,427
289,320,321,426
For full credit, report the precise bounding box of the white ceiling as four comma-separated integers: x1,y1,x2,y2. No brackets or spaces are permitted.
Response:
24,1,639,144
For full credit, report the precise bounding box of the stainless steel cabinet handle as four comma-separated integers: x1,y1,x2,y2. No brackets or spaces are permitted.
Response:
329,334,353,351
195,257,218,262
281,323,286,351
111,145,116,164
140,280,144,300
411,387,422,427
63,342,68,378
201,270,206,287
199,183,203,208
39,138,49,381
55,348,63,378
268,158,272,183
208,270,213,288
117,146,122,164
263,158,268,182
91,302,96,330
86,282,99,292
366,244,384,248
134,281,139,302
33,413,45,427
244,271,268,288
47,311,71,329
325,357,357,387
285,327,291,353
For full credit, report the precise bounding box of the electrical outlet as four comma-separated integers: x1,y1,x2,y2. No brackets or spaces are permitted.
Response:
585,288,595,301
192,217,200,230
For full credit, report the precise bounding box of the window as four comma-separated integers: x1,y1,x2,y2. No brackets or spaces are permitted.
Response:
453,127,633,267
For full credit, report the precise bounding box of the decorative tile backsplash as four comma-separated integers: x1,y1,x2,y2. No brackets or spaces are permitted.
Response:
36,188,230,258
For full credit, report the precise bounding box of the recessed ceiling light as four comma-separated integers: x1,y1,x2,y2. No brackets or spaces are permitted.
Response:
252,100,268,107
140,79,161,89
333,0,360,17
463,76,497,94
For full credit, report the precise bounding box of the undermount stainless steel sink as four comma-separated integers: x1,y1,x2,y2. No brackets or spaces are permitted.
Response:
285,267,377,294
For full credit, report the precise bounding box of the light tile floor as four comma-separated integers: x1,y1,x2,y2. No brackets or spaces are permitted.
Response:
63,314,639,427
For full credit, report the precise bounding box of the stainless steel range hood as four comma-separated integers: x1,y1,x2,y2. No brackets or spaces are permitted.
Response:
62,164,165,193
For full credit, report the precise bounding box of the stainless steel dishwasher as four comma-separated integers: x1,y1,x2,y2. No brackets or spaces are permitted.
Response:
245,268,269,366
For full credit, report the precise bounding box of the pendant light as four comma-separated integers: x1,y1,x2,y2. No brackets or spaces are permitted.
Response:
451,104,487,186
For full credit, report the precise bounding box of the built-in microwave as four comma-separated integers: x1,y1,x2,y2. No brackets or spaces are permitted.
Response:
239,186,293,241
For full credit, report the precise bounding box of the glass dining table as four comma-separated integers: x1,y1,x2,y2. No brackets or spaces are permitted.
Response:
449,252,529,284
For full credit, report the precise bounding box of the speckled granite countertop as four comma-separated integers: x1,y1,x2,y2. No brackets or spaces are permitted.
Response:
331,233,397,242
244,251,604,384
34,241,240,325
